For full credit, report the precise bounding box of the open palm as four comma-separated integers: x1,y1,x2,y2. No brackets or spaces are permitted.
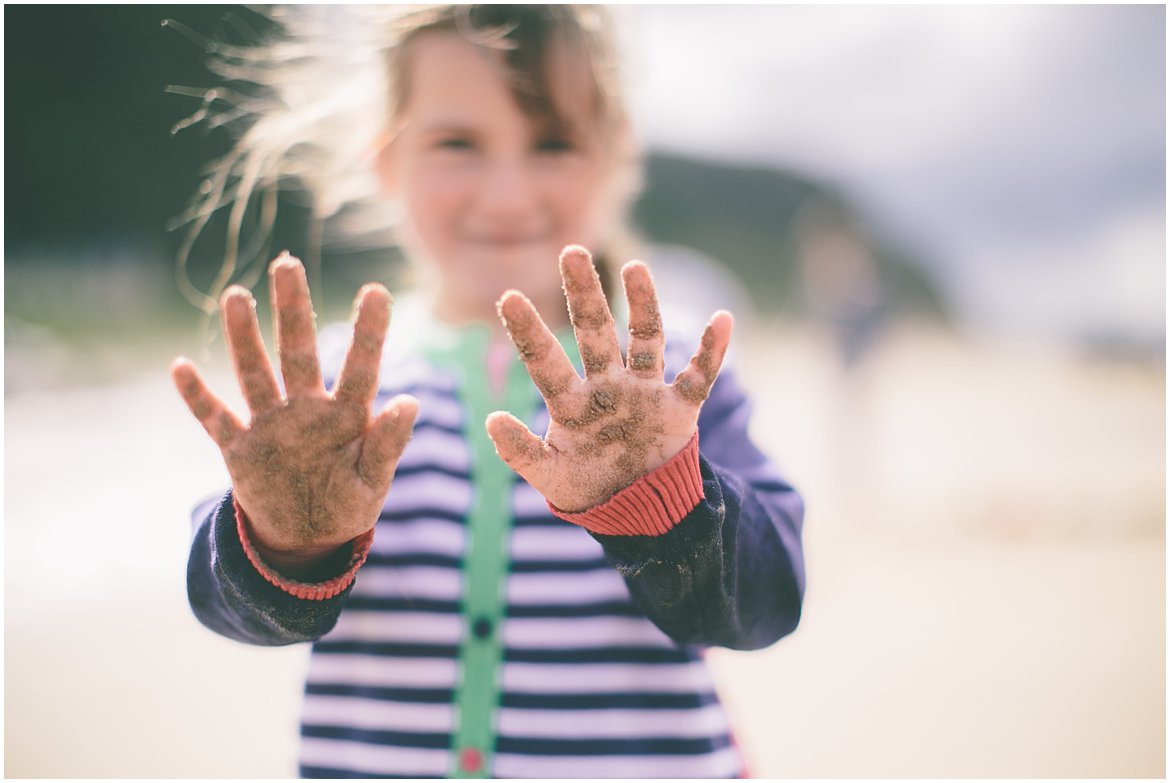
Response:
486,246,732,513
172,254,417,572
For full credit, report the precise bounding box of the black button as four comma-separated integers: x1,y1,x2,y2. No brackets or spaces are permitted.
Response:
472,617,493,639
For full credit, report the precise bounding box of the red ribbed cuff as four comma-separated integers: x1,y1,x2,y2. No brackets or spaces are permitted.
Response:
234,498,374,601
549,433,704,536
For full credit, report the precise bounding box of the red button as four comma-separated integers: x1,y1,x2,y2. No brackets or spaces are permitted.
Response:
459,747,484,773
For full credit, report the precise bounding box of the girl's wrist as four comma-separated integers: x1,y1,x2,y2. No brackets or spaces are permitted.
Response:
549,432,704,536
252,539,356,582
234,498,365,582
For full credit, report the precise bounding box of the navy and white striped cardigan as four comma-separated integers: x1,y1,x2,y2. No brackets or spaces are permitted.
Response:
188,313,805,778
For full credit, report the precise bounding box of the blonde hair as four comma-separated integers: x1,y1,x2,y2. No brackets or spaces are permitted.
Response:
171,4,641,335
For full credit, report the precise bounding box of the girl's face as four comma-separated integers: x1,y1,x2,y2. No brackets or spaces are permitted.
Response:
379,32,615,327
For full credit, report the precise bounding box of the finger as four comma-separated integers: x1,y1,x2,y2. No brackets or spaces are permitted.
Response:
270,253,325,398
620,261,665,380
670,311,734,406
561,245,621,378
357,394,419,491
220,286,283,415
485,411,546,483
498,290,580,420
171,357,245,448
333,283,392,408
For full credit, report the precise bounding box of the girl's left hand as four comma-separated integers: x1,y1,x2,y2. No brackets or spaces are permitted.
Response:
486,245,733,513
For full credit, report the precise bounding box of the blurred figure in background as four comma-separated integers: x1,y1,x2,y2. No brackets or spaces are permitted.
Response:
796,198,888,509
796,198,887,375
170,5,805,778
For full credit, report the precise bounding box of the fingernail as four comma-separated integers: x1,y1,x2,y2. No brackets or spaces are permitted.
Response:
560,245,591,263
270,250,299,272
496,290,521,316
222,285,253,307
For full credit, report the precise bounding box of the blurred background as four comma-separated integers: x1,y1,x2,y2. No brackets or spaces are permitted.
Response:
5,4,1164,777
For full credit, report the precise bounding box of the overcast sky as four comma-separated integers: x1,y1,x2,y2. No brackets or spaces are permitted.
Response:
618,5,1165,344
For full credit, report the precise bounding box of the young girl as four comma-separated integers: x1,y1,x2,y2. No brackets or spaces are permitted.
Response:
172,6,804,778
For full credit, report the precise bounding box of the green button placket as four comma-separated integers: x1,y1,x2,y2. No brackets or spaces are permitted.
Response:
425,329,529,778
426,325,582,778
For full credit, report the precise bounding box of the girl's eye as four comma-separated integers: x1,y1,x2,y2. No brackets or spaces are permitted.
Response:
437,137,474,151
535,137,574,154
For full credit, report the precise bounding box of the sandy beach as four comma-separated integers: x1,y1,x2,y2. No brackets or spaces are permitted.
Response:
4,324,1164,777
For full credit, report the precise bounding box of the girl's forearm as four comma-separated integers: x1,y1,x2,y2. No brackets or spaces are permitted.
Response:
591,455,804,651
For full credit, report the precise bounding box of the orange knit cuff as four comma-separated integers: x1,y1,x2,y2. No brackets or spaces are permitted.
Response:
548,432,704,536
234,497,374,601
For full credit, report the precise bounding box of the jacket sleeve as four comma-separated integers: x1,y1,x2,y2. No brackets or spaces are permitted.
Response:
186,490,356,645
590,367,806,651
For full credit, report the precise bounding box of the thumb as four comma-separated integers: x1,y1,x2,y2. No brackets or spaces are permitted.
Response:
358,394,419,490
485,411,546,484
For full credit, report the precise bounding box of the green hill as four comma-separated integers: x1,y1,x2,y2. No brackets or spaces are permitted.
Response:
633,153,949,320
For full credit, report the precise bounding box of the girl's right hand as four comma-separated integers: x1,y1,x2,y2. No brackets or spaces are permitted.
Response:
172,254,418,579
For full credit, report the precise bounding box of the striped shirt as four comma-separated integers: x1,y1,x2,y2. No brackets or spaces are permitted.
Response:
188,313,805,778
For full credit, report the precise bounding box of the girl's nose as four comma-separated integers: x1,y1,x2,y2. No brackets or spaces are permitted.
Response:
476,156,539,217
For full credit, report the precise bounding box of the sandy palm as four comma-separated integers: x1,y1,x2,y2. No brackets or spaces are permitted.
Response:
486,245,732,513
172,254,417,570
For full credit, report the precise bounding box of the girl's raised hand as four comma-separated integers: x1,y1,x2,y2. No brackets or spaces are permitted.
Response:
172,254,418,577
487,245,733,513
